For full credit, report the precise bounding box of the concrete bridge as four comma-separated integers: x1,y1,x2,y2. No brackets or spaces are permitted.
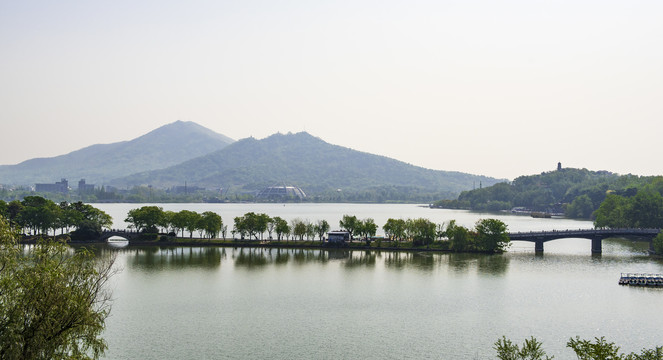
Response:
508,228,660,254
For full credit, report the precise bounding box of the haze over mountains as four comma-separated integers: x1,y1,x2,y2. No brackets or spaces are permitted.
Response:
0,121,503,199
0,121,234,185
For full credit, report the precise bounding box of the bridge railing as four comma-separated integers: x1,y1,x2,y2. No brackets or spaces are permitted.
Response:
508,228,660,238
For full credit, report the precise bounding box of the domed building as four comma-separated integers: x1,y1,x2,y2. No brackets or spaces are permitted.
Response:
256,185,307,200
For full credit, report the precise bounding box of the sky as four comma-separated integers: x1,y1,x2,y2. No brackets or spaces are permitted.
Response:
1,0,661,180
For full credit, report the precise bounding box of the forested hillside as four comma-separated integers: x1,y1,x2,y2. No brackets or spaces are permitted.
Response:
432,167,661,219
111,132,503,202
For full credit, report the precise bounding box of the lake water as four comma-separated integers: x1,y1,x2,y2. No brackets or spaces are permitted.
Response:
93,204,663,359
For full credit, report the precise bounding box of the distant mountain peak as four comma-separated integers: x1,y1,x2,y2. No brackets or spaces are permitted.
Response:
0,121,235,185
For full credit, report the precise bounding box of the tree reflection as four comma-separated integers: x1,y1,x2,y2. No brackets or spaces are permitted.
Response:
344,251,376,268
234,248,268,268
128,247,224,270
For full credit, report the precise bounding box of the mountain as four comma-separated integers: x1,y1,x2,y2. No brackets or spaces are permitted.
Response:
111,132,504,199
0,121,234,186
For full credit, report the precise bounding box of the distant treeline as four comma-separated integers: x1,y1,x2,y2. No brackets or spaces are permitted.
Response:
432,168,663,221
0,184,455,204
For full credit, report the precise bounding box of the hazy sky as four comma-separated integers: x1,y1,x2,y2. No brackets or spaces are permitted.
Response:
1,0,661,180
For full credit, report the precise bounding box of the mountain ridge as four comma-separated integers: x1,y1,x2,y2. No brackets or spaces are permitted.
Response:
0,120,234,185
110,131,504,199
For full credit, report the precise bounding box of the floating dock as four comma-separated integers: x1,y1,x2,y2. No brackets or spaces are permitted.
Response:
619,273,663,287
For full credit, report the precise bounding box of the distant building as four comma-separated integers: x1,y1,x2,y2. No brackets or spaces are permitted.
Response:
35,178,69,193
557,162,562,171
78,179,95,193
256,185,307,200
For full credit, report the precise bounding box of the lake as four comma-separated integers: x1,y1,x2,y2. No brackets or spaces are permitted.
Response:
93,204,662,359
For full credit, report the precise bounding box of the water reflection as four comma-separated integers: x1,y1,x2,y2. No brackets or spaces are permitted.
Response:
344,251,376,268
124,247,224,270
108,245,515,274
234,248,268,268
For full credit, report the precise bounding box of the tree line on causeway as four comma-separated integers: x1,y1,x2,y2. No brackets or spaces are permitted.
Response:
123,206,511,253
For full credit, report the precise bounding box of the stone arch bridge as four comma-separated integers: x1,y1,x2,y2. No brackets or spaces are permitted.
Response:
508,228,660,254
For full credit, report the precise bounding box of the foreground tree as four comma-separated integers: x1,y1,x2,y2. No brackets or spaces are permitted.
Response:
475,218,510,253
0,216,117,359
496,336,663,360
494,336,553,360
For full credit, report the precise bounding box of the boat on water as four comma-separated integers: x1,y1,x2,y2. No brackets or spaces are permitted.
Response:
619,273,663,287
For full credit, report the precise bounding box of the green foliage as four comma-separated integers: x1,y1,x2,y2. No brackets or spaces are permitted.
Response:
233,212,270,240
594,194,630,228
496,336,663,360
494,336,553,360
383,218,407,242
433,168,663,220
408,218,437,246
567,336,622,359
314,220,330,242
199,211,223,239
566,195,594,219
125,206,164,233
2,196,111,241
593,187,663,230
110,132,500,202
475,218,510,253
0,216,117,359
269,216,289,241
339,215,360,237
446,220,471,252
654,232,663,255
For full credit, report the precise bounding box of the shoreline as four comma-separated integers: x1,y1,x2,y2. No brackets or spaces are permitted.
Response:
21,237,471,253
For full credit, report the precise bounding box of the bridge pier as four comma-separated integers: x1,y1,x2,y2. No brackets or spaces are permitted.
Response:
591,238,602,254
535,240,544,253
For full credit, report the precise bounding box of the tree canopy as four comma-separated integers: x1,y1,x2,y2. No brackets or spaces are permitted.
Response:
0,216,117,359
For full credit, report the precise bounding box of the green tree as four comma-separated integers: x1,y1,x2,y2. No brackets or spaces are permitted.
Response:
496,336,663,360
653,232,663,255
410,218,436,246
383,218,406,242
494,336,553,360
314,219,330,242
360,218,378,239
199,211,223,239
566,336,622,360
566,194,594,219
125,206,164,233
291,218,307,241
447,220,471,252
626,189,663,228
0,216,117,359
339,215,359,238
594,193,630,228
171,210,190,237
475,218,510,253
272,216,289,241
183,211,202,238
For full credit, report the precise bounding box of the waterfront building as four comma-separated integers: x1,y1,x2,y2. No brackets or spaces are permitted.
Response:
35,178,69,193
256,184,307,200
